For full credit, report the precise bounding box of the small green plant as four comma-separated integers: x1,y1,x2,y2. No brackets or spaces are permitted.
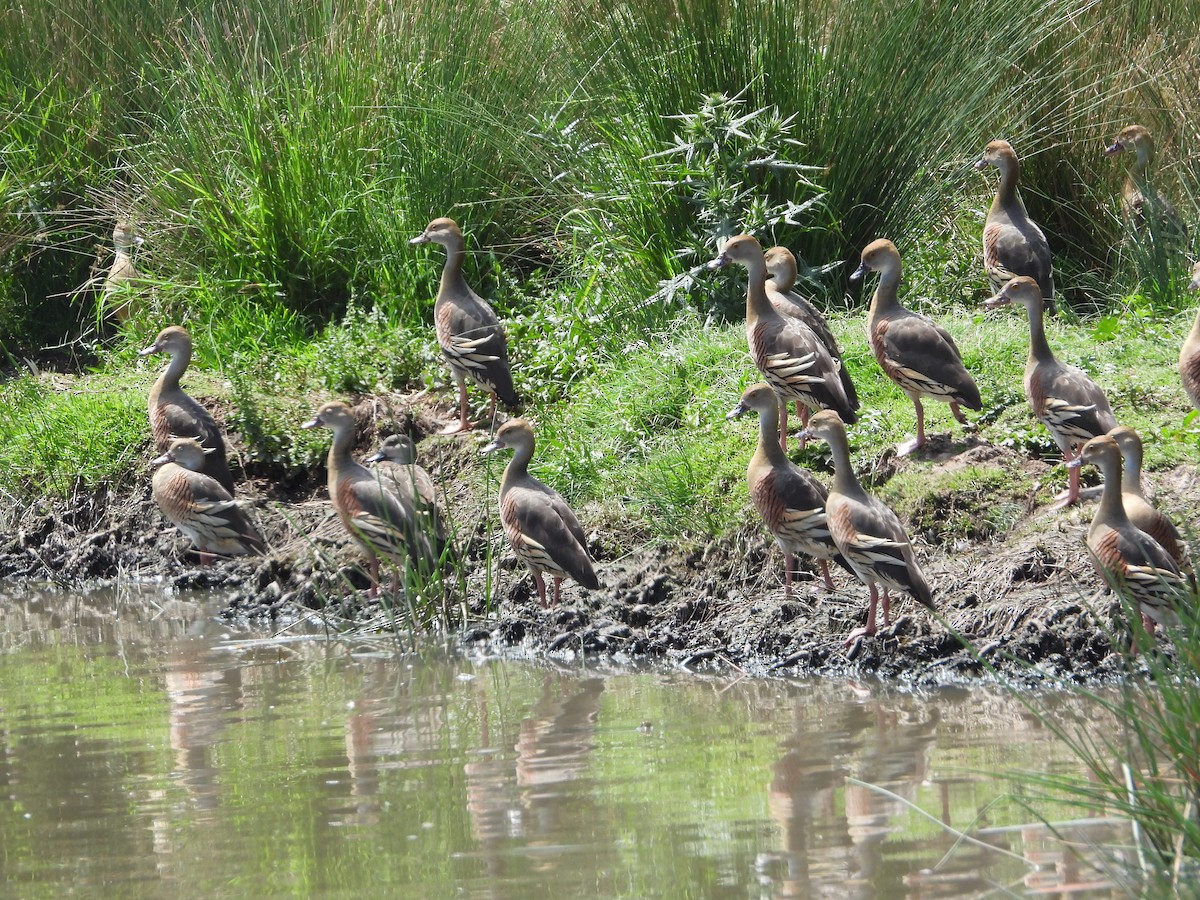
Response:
647,90,834,318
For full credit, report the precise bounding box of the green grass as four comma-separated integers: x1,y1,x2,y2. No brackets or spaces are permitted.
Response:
3,4,1200,882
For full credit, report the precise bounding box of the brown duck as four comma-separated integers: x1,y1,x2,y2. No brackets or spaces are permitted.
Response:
764,245,860,418
984,276,1116,507
151,437,264,563
727,383,851,595
709,235,856,450
1073,434,1187,638
303,402,437,596
1108,426,1190,573
975,140,1056,314
410,218,519,434
140,325,235,494
798,410,934,645
483,418,599,607
852,239,981,455
1181,261,1200,413
1105,124,1185,234
366,433,448,553
104,219,143,323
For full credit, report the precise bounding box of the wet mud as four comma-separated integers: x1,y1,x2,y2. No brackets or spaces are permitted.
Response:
3,395,1196,685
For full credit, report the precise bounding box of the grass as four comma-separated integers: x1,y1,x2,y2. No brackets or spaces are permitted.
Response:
1005,587,1200,894
3,3,1200,879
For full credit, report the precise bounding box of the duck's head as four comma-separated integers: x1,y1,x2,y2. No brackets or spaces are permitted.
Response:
113,219,143,252
983,275,1043,312
974,139,1017,172
139,325,192,358
1072,433,1121,474
367,433,417,465
409,217,463,248
302,401,356,436
795,408,847,446
850,238,901,283
763,246,798,290
1107,425,1143,470
152,436,210,471
1105,124,1153,158
481,417,535,456
707,234,764,271
726,382,779,421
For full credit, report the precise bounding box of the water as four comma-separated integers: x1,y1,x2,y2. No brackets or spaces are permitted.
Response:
0,584,1131,897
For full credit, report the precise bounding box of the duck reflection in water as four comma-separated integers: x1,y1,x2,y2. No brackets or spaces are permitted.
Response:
764,690,955,897
464,672,606,886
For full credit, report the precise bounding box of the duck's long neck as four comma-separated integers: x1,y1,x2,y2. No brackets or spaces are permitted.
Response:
1024,301,1055,365
1131,143,1154,183
1120,450,1145,498
500,441,534,496
1096,458,1129,527
438,238,471,297
995,157,1021,209
757,407,787,466
328,425,365,486
826,428,864,498
870,265,902,315
161,348,190,390
743,256,773,322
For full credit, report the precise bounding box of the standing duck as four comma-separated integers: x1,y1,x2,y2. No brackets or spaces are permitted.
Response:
709,235,856,450
366,433,448,553
140,325,235,494
151,437,264,563
975,140,1056,314
303,402,436,597
1073,434,1187,637
727,383,849,596
482,418,600,607
985,276,1117,507
851,239,981,455
1105,124,1184,234
104,219,143,323
797,410,935,644
1108,426,1190,572
764,245,860,417
1180,262,1200,413
409,217,519,434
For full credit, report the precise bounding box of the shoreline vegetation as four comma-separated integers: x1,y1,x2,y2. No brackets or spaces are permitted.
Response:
4,0,1200,886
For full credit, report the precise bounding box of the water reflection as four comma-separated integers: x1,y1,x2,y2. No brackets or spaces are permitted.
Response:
0,585,1133,898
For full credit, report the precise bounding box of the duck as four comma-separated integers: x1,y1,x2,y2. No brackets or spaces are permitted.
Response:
796,410,934,645
851,239,981,455
1104,124,1185,235
975,140,1056,314
764,245,860,418
726,383,850,596
482,418,600,607
1107,426,1190,572
303,402,437,597
1180,261,1200,413
1072,434,1188,638
140,325,235,494
366,433,448,552
709,234,857,450
984,276,1117,507
409,217,520,434
151,437,264,563
104,219,143,322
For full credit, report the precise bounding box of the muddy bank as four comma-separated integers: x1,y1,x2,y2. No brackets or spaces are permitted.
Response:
2,396,1195,685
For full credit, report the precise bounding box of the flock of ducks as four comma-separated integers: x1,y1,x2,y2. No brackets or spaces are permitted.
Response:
129,128,1200,650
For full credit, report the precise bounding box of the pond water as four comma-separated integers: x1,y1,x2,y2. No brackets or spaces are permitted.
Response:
0,584,1132,898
